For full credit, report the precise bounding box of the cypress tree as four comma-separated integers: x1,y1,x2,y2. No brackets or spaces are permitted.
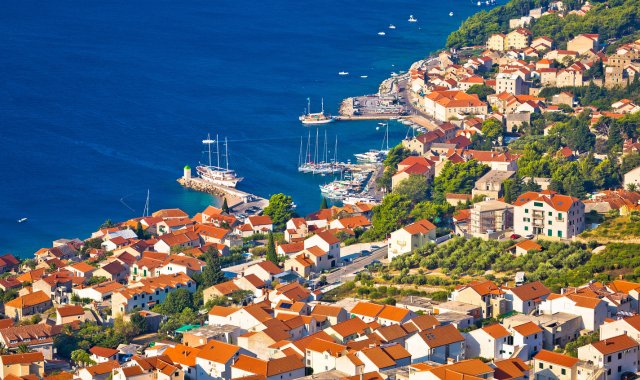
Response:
266,232,278,264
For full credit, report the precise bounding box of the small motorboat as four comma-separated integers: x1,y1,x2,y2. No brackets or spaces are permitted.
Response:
389,24,396,29
408,15,417,22
360,75,368,78
338,71,349,76
17,218,27,223
378,31,386,36
449,11,454,16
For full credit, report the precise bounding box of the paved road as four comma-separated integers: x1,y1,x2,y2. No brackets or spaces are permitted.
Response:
324,246,388,284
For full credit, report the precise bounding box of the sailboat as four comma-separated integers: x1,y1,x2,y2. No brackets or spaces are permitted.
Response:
196,134,243,188
298,129,342,174
354,123,390,163
299,98,335,125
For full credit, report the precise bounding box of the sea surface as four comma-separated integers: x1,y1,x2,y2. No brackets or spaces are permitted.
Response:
0,0,490,257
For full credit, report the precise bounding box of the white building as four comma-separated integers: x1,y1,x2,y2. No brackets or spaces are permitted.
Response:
577,334,639,380
387,219,437,260
465,324,514,360
513,190,585,239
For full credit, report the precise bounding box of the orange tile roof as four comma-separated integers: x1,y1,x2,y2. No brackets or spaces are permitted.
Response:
350,302,385,318
377,305,412,322
591,334,639,355
482,323,510,339
89,346,119,358
514,239,542,252
513,190,580,212
57,305,85,317
566,294,603,309
360,346,396,369
608,280,640,294
305,337,346,356
311,304,345,318
248,215,273,226
403,219,437,235
512,321,542,336
509,281,550,301
83,360,120,376
164,344,200,367
534,350,578,367
330,317,369,338
0,352,44,365
5,290,51,309
196,340,239,364
493,358,530,380
418,324,464,348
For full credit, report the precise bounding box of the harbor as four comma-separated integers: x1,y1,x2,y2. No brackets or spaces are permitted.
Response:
177,172,269,214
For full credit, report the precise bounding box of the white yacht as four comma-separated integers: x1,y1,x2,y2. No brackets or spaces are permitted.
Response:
299,98,335,125
338,71,349,76
408,15,417,22
378,31,386,36
449,11,454,16
389,24,396,29
196,134,243,188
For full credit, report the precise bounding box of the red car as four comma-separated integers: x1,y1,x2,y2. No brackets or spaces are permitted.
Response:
510,234,521,240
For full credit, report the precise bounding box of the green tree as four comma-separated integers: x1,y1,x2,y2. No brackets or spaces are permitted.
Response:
17,344,32,353
266,232,278,264
393,175,430,204
320,197,329,209
432,160,490,202
71,349,95,367
466,84,496,101
221,198,229,213
130,312,147,335
200,247,225,288
363,193,412,241
263,193,295,231
159,288,194,315
481,118,504,143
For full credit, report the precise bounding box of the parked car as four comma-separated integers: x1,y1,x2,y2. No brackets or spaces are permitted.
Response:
510,234,521,240
525,234,535,240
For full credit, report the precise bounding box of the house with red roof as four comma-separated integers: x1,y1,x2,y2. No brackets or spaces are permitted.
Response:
451,280,506,319
578,334,639,378
512,190,585,239
391,156,435,191
538,293,607,331
388,219,436,260
465,323,513,360
405,324,465,364
247,215,274,234
423,90,488,122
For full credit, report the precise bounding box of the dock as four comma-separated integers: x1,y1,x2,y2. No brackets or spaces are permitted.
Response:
177,176,269,213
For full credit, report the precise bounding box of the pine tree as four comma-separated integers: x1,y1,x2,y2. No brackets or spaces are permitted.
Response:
320,197,329,209
266,232,278,264
221,198,229,213
201,247,224,287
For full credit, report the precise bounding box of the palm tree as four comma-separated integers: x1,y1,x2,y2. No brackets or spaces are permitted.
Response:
16,344,31,353
627,183,638,192
0,343,8,355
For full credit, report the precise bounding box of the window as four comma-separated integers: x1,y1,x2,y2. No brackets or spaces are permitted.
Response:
608,355,612,363
534,202,543,207
525,226,529,231
558,231,562,238
618,366,622,373
618,353,622,359
561,369,566,375
547,229,552,236
548,220,552,225
525,209,529,213
548,211,552,216
539,363,543,369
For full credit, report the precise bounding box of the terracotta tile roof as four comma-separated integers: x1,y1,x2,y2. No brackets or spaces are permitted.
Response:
350,302,385,318
418,324,464,348
374,324,409,342
83,360,120,376
195,224,230,240
89,346,119,358
591,334,639,355
404,315,440,332
164,344,200,367
279,242,304,254
330,317,369,338
152,208,189,219
208,305,238,316
509,281,550,301
566,294,603,309
493,358,530,380
534,350,578,367
377,305,412,322
255,260,283,275
232,354,303,377
70,262,96,273
382,343,411,360
0,324,55,348
196,340,239,364
514,239,542,252
5,290,51,309
403,219,436,235
482,323,510,339
466,280,503,296
305,337,346,356
210,280,241,296
360,346,396,369
512,321,542,336
608,280,640,294
335,215,371,229
57,305,85,318
162,255,205,271
311,304,345,318
248,215,273,226
0,352,44,365
314,230,340,245
44,372,74,380
513,190,580,212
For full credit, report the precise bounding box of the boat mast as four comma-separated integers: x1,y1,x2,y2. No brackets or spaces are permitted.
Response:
334,135,338,167
323,129,328,164
307,97,311,115
142,189,150,217
216,134,220,168
207,133,212,166
306,130,311,164
225,137,229,171
314,128,319,164
298,136,303,168
321,98,324,114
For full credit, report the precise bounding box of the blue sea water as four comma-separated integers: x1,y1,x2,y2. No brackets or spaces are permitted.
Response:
0,0,488,257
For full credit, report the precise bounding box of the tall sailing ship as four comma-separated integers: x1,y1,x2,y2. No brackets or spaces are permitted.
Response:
196,134,243,188
299,98,335,125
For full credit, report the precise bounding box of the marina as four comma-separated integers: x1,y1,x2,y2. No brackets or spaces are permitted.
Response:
177,174,268,214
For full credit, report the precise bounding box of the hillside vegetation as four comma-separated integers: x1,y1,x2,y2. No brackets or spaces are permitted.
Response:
446,0,639,48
